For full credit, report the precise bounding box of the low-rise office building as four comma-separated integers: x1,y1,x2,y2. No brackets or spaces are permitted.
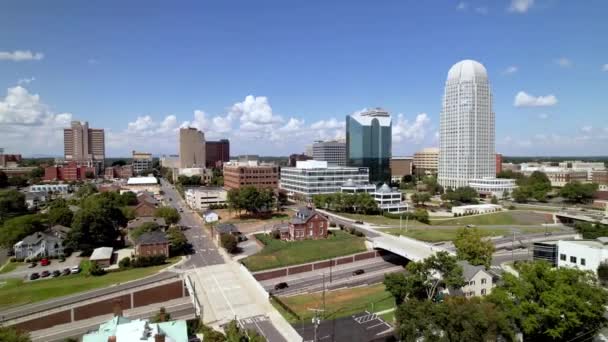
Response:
90,247,113,268
44,162,96,181
312,140,347,166
340,181,408,213
223,160,279,190
557,238,608,275
280,160,370,200
468,178,517,198
413,147,439,176
390,156,413,182
520,164,589,187
131,151,153,175
184,187,227,210
452,204,502,216
104,165,133,179
124,176,160,194
134,231,170,258
29,183,71,194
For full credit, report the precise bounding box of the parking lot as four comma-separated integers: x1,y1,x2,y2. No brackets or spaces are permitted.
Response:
238,315,287,342
0,254,82,281
295,311,394,342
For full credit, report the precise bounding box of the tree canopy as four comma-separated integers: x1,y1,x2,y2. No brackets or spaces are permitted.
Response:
453,227,495,268
574,222,608,239
312,192,378,214
76,183,98,198
131,222,161,240
488,261,608,341
154,207,181,225
0,170,8,188
47,203,74,227
0,214,47,248
559,181,598,203
166,226,190,256
512,171,552,203
441,187,479,204
410,192,431,206
0,189,27,222
228,186,277,215
0,326,31,342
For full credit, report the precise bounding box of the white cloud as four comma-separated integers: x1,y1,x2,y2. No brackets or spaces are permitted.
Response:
0,50,44,62
503,66,518,75
392,113,431,143
230,95,283,125
0,85,72,155
514,91,558,107
508,0,534,13
310,118,344,130
602,64,608,72
581,125,593,133
538,113,549,119
457,2,467,10
17,77,35,85
474,7,488,15
555,57,572,68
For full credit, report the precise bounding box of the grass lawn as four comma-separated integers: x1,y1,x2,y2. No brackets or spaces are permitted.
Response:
0,257,179,309
430,210,552,226
273,284,395,323
221,212,291,224
0,261,18,274
381,226,562,242
379,311,395,324
338,212,426,226
241,231,367,272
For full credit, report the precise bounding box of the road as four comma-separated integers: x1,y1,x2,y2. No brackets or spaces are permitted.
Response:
160,179,225,267
263,257,407,296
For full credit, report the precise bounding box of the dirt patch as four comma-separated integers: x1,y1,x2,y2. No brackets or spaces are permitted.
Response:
510,211,553,225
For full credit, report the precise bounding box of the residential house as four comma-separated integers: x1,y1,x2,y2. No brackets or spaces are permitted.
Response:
126,217,167,231
214,223,243,243
450,261,493,297
133,200,157,217
273,207,329,241
134,231,170,258
203,210,219,223
14,231,64,260
50,224,71,239
25,192,47,209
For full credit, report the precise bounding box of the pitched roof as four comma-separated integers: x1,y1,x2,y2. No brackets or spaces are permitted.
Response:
137,192,158,205
19,231,62,246
127,217,166,229
90,247,114,261
457,260,488,281
136,231,169,245
216,223,239,234
292,207,325,225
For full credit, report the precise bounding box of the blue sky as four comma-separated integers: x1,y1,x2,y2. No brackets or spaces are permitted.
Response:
0,0,606,157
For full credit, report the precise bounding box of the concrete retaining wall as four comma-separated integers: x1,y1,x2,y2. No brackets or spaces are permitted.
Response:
252,251,383,281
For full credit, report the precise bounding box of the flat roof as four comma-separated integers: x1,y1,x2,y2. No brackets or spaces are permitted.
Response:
90,247,113,261
127,177,158,185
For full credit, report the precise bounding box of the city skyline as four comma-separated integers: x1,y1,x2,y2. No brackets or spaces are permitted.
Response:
0,1,607,157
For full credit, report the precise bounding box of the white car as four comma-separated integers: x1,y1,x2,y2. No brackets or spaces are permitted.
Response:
70,265,81,274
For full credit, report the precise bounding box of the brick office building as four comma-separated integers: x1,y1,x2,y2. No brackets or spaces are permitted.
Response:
496,154,503,175
134,231,170,258
274,207,329,241
44,162,96,181
223,160,279,190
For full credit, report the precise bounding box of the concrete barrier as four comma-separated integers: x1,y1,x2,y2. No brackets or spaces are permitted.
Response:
239,264,269,300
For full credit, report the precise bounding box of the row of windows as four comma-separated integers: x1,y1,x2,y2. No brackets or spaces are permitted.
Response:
560,253,587,266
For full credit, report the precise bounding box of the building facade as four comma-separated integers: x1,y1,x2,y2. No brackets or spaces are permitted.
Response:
223,160,279,190
44,162,96,181
288,153,312,167
390,156,413,182
134,231,170,258
496,154,503,175
439,60,495,189
14,231,64,260
131,151,153,175
346,108,392,184
280,160,370,200
468,178,517,198
104,165,133,179
205,139,230,168
64,121,105,170
413,148,439,176
179,127,205,168
29,183,71,194
313,140,347,166
520,165,588,187
340,181,408,213
185,187,227,210
274,207,329,241
0,153,22,168
593,170,608,186
557,238,608,275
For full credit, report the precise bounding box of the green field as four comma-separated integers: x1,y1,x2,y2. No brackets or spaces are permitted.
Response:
241,231,367,272
272,284,395,323
338,212,425,226
0,261,18,274
0,258,179,308
430,211,552,226
381,226,562,242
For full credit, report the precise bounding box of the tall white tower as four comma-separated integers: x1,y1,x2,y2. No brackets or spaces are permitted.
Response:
438,60,495,189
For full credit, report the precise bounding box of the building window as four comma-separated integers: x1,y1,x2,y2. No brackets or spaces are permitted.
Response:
560,254,566,261
570,256,577,263
481,278,486,284
469,280,475,286
481,289,487,296
581,258,586,266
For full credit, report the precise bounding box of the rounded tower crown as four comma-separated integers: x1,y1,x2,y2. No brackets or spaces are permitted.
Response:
447,59,487,82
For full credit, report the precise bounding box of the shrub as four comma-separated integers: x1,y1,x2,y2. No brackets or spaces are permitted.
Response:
119,256,131,269
132,255,166,267
329,222,336,227
220,233,238,254
88,262,106,276
271,230,281,240
508,205,516,210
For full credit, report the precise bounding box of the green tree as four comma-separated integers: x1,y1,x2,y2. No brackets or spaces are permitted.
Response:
394,298,442,342
439,297,514,342
0,326,31,342
198,324,227,342
29,166,44,179
120,191,138,206
574,222,608,239
0,189,27,222
413,208,429,224
76,183,98,198
8,175,28,188
150,307,171,323
0,214,47,248
154,206,180,225
488,261,608,341
490,195,498,204
511,187,530,203
166,226,189,256
598,262,608,286
68,208,120,254
131,222,161,240
220,233,238,254
497,169,524,180
411,192,431,206
559,182,599,203
119,256,131,269
224,320,266,342
384,251,465,304
453,227,495,268
88,261,106,276
48,201,74,227
0,170,8,188
111,160,127,166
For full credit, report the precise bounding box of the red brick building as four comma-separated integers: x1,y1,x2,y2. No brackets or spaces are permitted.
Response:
495,154,503,175
205,139,230,168
44,162,96,181
275,207,329,241
104,165,133,179
0,154,22,167
223,161,279,190
134,231,170,257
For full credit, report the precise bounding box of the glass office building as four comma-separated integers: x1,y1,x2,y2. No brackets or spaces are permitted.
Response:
346,108,392,184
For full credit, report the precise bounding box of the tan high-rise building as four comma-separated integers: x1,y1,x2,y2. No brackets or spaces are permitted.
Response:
413,147,439,176
63,121,105,168
179,128,205,168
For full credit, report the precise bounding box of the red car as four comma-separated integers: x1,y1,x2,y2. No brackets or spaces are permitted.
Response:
40,258,50,266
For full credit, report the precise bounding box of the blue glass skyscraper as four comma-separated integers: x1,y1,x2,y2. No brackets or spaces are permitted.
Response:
346,108,392,184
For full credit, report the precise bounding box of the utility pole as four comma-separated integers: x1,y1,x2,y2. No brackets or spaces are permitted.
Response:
322,273,326,314
329,259,333,283
512,231,515,262
307,308,325,342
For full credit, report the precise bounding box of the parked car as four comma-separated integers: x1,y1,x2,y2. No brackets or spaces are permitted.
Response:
352,269,365,276
62,268,71,276
52,270,61,277
28,262,37,268
29,272,40,280
40,258,50,266
354,220,364,224
40,270,51,277
466,224,476,228
70,266,81,274
274,282,289,290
